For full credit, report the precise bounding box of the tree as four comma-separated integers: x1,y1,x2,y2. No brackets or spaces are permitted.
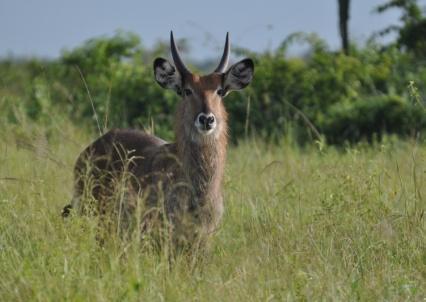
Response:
375,0,426,57
338,0,351,55
375,0,422,23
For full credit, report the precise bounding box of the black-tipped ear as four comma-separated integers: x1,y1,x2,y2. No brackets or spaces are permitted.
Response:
153,58,182,94
223,58,254,93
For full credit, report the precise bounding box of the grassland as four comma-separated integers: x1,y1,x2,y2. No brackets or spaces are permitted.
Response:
0,117,425,301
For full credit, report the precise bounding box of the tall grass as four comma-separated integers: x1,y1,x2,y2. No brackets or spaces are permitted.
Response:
0,114,424,301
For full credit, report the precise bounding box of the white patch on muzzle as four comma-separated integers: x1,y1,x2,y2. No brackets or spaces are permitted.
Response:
194,112,217,135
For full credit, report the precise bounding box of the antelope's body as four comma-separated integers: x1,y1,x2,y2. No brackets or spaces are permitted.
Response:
63,32,254,243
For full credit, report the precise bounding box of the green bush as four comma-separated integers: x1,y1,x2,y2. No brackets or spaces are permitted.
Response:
50,32,179,140
227,39,425,144
1,32,425,145
321,95,426,144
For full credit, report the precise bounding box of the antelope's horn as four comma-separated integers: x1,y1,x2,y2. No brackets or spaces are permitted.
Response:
214,32,230,73
170,31,191,76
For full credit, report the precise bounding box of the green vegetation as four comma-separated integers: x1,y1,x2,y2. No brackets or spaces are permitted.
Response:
1,3,425,299
1,28,425,145
0,112,424,300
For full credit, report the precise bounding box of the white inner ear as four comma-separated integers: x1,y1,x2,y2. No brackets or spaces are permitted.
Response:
155,61,181,90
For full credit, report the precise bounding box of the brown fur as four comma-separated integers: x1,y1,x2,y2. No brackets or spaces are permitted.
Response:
64,33,254,247
65,73,229,243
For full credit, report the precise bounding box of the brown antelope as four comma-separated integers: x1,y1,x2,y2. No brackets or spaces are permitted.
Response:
62,32,254,245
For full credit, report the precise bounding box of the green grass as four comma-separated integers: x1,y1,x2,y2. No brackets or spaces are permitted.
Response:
0,118,425,301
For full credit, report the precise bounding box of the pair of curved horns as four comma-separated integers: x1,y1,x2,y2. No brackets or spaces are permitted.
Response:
170,31,230,75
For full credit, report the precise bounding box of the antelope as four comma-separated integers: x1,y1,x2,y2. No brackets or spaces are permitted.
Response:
62,32,254,246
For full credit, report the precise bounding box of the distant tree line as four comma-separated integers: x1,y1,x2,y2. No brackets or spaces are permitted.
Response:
0,1,425,145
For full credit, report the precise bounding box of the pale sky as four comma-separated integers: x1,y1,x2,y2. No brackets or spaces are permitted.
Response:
1,0,425,60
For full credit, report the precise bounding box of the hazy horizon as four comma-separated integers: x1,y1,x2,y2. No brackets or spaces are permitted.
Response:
1,0,426,60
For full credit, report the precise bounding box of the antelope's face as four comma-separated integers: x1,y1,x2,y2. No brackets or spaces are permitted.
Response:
154,32,254,141
179,73,225,137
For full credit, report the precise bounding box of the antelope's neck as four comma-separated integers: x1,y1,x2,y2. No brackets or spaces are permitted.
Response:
176,133,228,203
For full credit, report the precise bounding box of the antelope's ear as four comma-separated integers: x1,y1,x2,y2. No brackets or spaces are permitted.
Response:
153,58,182,94
223,58,254,93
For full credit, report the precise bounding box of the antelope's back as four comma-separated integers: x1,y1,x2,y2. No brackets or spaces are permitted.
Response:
73,129,173,193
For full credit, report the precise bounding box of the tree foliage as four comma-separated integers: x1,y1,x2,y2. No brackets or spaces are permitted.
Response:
1,31,425,145
375,0,426,57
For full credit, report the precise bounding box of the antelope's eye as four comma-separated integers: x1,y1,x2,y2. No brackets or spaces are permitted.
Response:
217,88,225,97
184,88,192,96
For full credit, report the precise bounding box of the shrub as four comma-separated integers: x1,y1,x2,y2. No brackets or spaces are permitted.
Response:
1,32,425,145
321,95,425,144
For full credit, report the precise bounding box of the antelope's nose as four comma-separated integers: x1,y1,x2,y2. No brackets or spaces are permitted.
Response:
196,113,216,131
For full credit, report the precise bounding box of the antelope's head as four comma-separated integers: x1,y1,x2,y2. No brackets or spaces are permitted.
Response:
154,32,254,142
